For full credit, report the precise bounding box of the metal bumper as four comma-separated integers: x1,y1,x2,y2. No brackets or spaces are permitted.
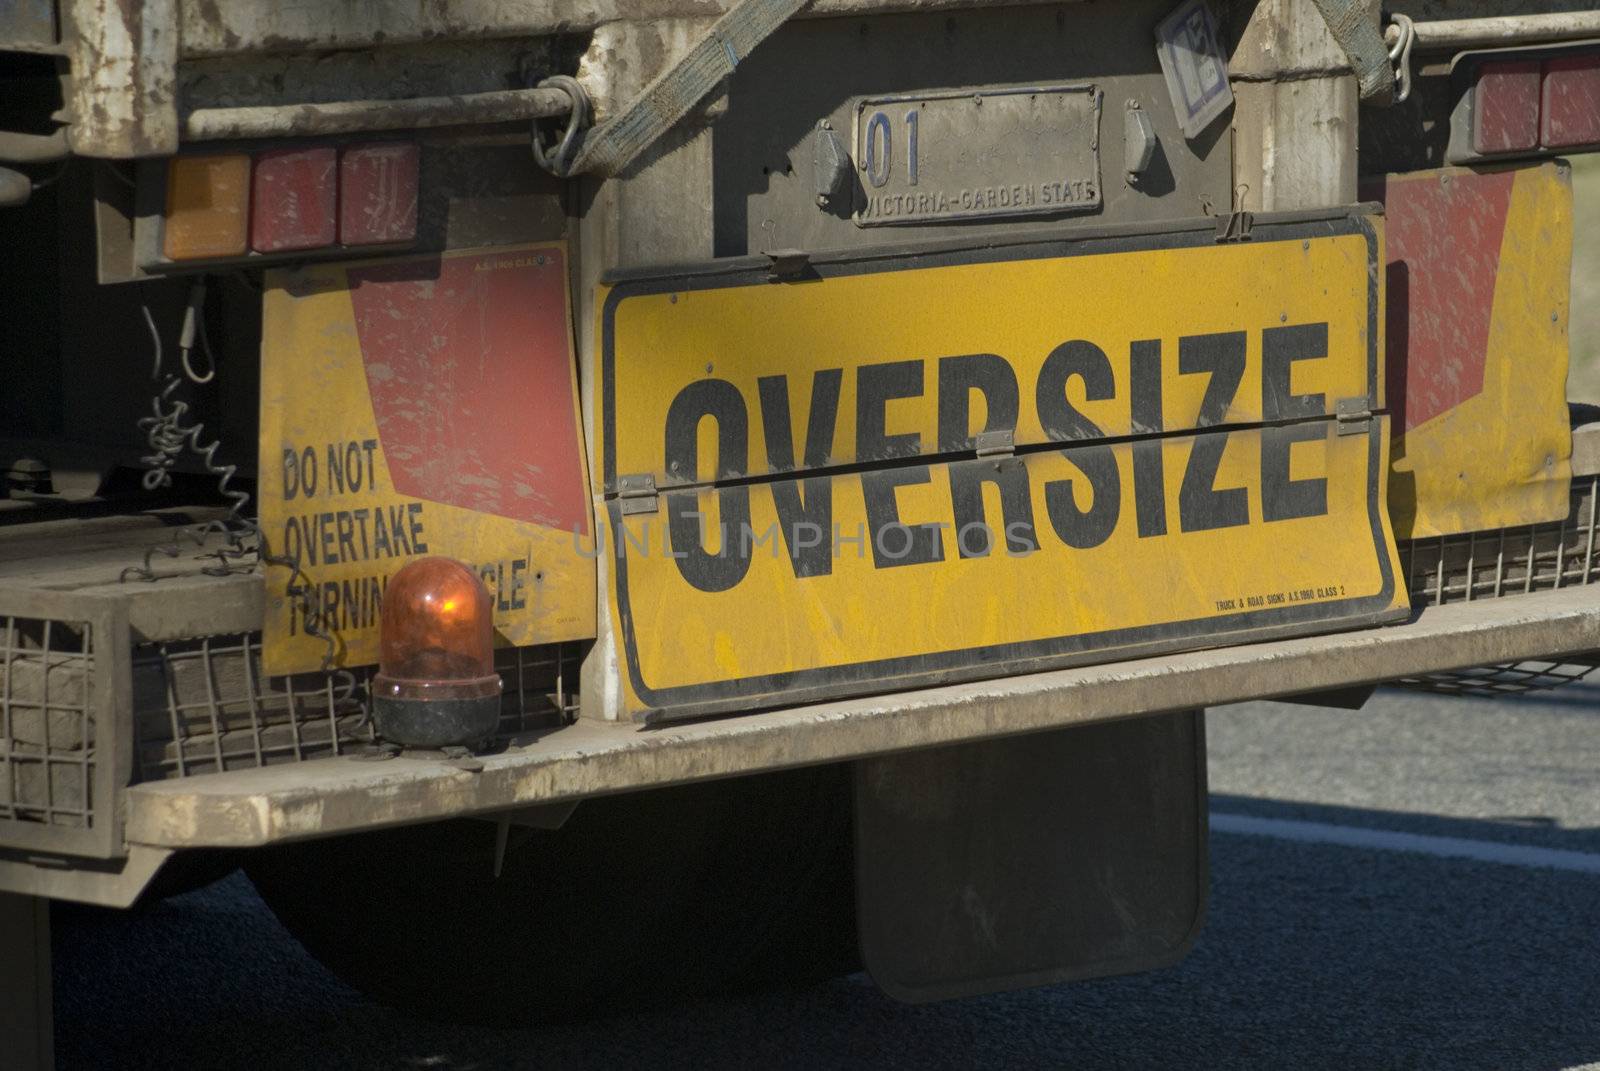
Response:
0,462,1595,905
122,584,1600,849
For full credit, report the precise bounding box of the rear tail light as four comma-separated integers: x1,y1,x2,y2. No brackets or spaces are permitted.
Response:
340,142,421,246
1541,54,1600,149
1459,46,1600,161
251,146,338,253
1472,60,1541,155
156,140,419,266
163,154,251,260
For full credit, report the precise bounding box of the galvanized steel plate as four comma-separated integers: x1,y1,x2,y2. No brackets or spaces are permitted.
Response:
851,84,1102,226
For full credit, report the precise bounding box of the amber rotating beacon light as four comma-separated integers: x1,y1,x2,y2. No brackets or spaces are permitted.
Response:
371,556,502,748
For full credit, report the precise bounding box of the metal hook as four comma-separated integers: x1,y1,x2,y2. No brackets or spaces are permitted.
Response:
1385,13,1416,106
531,75,592,178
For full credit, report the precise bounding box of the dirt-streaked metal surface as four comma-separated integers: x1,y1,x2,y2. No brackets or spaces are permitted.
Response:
123,584,1600,849
65,0,178,156
174,0,1082,57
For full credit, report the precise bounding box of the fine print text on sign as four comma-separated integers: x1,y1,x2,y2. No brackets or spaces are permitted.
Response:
599,216,1406,719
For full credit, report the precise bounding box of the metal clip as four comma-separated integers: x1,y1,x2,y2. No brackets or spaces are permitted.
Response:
1335,396,1372,435
1384,13,1416,107
1215,209,1254,243
616,473,659,515
974,429,1015,457
764,248,811,282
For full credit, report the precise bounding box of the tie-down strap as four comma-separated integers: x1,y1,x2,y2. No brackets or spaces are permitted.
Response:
560,0,811,177
541,0,1396,179
1308,0,1397,106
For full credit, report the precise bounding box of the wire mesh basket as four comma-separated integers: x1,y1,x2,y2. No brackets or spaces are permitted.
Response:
132,637,585,782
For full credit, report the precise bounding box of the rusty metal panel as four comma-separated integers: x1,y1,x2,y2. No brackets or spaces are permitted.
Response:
174,0,1087,58
1364,161,1572,539
64,0,177,157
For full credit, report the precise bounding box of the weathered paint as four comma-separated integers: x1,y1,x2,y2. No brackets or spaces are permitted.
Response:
182,88,573,141
121,583,1600,850
0,0,56,50
1401,11,1600,50
65,0,178,157
598,219,1408,719
603,236,1380,490
1366,161,1573,539
258,243,596,675
61,1,1087,156
174,0,1084,57
1232,77,1358,212
1227,0,1351,82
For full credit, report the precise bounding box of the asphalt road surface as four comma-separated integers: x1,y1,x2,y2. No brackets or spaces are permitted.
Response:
52,683,1600,1071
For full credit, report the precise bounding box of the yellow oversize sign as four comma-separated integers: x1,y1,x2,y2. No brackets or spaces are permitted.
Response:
600,216,1408,719
260,244,595,675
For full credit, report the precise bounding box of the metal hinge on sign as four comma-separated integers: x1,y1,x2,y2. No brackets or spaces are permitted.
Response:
1335,397,1373,435
764,248,811,282
616,473,659,515
975,429,1015,457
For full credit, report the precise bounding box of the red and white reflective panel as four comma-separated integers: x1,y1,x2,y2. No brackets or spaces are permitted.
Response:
1541,54,1600,149
1472,60,1542,155
251,146,338,253
339,142,420,246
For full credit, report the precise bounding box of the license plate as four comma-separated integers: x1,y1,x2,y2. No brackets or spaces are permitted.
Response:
852,84,1102,226
598,214,1407,720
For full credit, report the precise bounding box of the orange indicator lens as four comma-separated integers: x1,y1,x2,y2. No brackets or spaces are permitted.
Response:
163,154,251,260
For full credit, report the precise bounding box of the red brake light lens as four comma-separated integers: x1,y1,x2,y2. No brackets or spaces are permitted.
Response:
250,146,338,253
160,140,419,265
339,142,420,246
1472,60,1542,155
1541,54,1600,149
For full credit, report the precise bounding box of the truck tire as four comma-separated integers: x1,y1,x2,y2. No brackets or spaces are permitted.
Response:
244,764,856,1025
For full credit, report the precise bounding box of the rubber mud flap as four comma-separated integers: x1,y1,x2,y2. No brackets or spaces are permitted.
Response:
854,710,1207,1002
